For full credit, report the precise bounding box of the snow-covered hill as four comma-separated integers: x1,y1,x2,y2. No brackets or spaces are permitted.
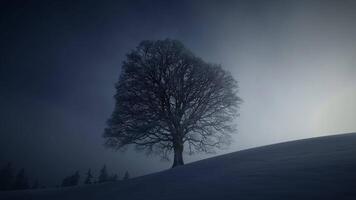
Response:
2,133,356,200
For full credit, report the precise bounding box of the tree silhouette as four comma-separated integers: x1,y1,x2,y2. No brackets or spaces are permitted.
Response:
104,39,241,167
61,171,80,187
98,165,108,183
61,176,70,187
31,179,39,189
84,169,93,184
109,174,118,182
123,171,130,180
0,162,14,191
13,168,29,190
71,171,80,186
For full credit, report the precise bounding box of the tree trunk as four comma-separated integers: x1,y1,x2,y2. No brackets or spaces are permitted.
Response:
172,142,184,168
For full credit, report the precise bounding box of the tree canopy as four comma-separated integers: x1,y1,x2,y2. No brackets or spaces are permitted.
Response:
104,39,241,167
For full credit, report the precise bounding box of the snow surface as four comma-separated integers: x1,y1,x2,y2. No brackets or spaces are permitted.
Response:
2,133,356,200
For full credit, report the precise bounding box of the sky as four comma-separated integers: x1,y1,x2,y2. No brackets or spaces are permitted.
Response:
1,0,356,186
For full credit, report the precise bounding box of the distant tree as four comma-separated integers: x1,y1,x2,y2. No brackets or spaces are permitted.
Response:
71,171,80,185
123,171,130,180
104,39,242,167
108,174,118,182
31,179,39,189
0,162,14,191
13,168,29,190
98,165,108,183
61,176,70,187
84,169,93,184
71,171,80,186
61,171,80,187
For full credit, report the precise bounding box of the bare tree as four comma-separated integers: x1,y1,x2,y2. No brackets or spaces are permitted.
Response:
104,39,242,168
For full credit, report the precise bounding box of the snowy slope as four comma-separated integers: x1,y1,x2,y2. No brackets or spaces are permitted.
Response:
2,133,356,200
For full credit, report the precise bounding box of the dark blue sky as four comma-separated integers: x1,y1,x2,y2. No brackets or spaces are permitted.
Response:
0,0,210,186
1,0,356,186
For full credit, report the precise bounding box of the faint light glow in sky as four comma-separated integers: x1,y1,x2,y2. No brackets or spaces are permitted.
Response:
184,0,356,152
313,88,356,134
